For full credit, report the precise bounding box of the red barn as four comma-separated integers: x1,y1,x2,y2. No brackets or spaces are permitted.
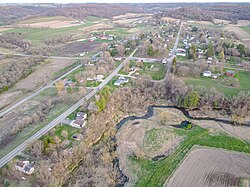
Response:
225,70,235,77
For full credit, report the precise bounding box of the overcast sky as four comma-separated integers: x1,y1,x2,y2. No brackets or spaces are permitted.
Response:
1,0,250,3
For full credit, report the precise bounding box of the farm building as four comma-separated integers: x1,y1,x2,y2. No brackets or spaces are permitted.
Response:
225,70,235,77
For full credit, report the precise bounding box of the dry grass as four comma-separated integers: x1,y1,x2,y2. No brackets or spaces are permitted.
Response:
17,20,83,29
79,23,113,32
112,13,149,20
0,27,13,32
15,59,75,90
113,18,141,24
161,17,179,22
224,26,250,39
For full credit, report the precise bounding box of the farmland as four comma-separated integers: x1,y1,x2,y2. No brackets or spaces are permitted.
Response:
116,107,250,187
240,26,250,35
130,125,250,187
166,147,250,187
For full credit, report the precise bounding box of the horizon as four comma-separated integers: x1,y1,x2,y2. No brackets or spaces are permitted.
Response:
1,0,250,4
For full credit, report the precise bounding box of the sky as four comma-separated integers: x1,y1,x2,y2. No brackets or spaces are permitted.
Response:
0,0,250,3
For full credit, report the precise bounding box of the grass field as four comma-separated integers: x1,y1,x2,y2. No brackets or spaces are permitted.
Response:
240,26,250,35
2,20,96,46
131,125,250,187
184,71,250,96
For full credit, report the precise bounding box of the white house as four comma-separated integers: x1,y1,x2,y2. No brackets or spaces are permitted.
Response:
70,112,87,129
176,52,186,57
177,48,186,53
202,71,212,77
70,119,87,128
15,161,34,175
96,74,104,82
162,58,167,64
114,77,129,86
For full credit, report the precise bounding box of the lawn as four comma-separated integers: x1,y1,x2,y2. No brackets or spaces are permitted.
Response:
85,81,101,87
131,125,250,187
139,62,166,80
54,124,80,141
185,71,250,96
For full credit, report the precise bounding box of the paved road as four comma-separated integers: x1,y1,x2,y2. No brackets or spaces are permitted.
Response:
130,57,162,62
167,22,182,74
0,48,138,168
0,64,84,118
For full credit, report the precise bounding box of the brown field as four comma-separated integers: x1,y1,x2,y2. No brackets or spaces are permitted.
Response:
57,41,101,56
15,59,75,90
0,27,13,32
113,13,152,20
214,19,231,25
17,20,83,29
161,17,179,22
17,16,73,24
224,26,250,39
165,147,250,187
194,20,214,25
113,18,142,24
79,23,113,32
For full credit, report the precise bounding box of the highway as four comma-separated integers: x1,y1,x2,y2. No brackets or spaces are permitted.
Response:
0,48,138,168
0,63,83,118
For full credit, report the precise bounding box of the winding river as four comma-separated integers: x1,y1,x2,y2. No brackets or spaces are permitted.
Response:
114,105,249,187
116,105,250,130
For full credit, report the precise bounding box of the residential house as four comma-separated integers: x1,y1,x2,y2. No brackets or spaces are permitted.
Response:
162,58,167,64
100,35,108,40
15,161,34,175
202,71,212,77
176,52,186,57
207,57,213,64
114,77,129,86
70,112,87,129
225,70,235,77
96,74,104,82
114,57,122,61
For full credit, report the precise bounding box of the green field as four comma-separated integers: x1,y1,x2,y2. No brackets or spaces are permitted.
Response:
2,20,96,46
132,125,250,187
185,71,250,96
240,26,250,35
